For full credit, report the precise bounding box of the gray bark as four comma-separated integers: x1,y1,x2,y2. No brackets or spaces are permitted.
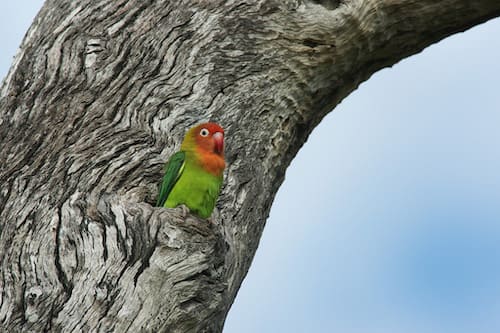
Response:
0,0,499,332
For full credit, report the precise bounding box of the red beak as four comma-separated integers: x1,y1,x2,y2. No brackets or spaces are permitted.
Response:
213,132,224,154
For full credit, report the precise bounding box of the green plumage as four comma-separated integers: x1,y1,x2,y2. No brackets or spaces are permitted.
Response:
156,151,223,218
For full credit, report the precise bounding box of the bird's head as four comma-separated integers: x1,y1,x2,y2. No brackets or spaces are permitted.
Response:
182,122,225,156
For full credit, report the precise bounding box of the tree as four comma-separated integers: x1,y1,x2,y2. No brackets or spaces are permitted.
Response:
1,1,499,332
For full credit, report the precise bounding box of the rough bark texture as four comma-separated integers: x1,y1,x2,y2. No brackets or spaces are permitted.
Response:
1,0,499,332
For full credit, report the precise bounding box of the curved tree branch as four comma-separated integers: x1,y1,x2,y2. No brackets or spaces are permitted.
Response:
1,0,499,331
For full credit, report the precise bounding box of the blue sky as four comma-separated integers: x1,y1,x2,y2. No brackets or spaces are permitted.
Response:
2,3,500,333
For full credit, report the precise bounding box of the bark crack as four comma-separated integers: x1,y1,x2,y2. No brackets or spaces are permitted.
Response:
54,207,73,297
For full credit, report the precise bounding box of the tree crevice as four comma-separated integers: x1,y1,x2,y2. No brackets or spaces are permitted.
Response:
54,206,74,297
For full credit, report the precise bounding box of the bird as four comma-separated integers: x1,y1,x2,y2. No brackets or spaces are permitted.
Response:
156,122,226,219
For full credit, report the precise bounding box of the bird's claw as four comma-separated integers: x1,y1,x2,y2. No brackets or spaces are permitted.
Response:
177,204,190,218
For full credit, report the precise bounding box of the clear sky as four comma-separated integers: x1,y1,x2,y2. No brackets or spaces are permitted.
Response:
2,3,500,333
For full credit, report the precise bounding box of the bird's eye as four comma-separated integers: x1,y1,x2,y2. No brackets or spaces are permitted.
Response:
200,128,209,137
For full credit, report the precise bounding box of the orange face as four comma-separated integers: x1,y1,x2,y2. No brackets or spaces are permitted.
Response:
192,122,225,156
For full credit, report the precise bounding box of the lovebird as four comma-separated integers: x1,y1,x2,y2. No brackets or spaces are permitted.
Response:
156,122,226,218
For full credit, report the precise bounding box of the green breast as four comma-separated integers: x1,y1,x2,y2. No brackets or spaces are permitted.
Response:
164,162,223,218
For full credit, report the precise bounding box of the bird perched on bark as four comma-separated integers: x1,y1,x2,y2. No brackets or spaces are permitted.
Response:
156,122,225,218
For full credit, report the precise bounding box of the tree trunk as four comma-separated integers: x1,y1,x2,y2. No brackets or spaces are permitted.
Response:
1,0,499,332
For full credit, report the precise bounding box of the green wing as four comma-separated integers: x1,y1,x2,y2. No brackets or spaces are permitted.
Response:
156,151,186,207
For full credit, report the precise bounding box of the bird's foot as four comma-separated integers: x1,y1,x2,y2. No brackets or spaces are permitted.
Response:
207,209,221,225
177,204,190,218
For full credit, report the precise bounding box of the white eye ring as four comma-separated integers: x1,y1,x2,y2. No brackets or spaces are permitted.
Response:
200,128,209,137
